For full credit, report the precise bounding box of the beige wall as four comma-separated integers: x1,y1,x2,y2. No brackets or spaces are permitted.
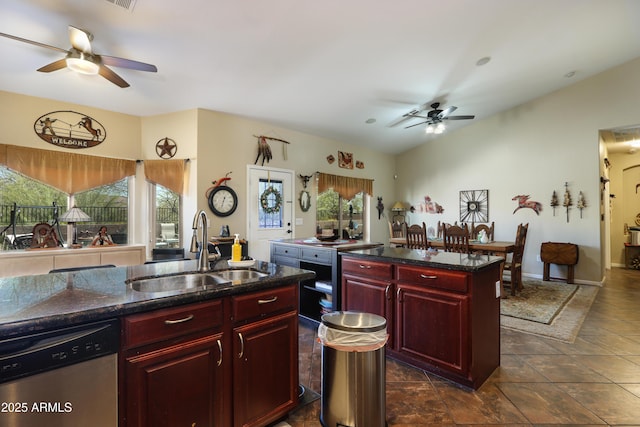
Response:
0,90,141,159
194,109,395,243
395,57,640,284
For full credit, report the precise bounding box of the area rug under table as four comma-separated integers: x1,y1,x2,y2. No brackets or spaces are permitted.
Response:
500,280,599,343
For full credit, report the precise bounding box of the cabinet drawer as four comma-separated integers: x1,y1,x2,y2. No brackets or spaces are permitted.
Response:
272,254,299,268
342,257,392,280
122,300,223,349
272,244,300,258
396,266,468,293
301,247,332,264
232,284,297,323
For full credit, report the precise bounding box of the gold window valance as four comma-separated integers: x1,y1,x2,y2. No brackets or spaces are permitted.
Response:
144,159,186,195
317,172,373,200
0,144,136,194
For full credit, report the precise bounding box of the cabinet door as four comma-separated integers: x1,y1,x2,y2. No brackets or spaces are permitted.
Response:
342,275,392,321
396,283,469,375
124,334,225,427
233,310,298,427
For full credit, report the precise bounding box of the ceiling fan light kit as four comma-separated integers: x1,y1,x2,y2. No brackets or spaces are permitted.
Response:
65,51,100,75
390,102,475,134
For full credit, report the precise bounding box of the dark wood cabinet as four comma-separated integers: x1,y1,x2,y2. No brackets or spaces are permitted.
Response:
232,311,298,427
121,284,299,427
124,333,225,427
121,300,227,427
341,253,500,389
231,284,299,427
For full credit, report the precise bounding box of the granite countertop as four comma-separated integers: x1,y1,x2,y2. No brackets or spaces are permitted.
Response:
272,238,383,251
342,246,505,272
0,260,315,338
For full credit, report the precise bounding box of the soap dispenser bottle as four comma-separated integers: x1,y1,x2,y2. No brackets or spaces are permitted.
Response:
232,234,242,262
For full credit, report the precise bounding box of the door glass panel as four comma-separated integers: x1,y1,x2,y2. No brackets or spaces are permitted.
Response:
258,179,283,229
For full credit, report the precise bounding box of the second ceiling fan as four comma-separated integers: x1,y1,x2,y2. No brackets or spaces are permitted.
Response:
403,102,476,129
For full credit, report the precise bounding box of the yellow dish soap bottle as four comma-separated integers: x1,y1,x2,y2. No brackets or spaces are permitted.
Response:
232,234,242,262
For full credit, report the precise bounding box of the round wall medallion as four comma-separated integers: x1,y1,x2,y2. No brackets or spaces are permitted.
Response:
156,137,177,159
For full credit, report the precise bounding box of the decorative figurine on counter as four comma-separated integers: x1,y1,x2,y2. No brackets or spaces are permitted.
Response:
376,197,384,219
512,194,542,215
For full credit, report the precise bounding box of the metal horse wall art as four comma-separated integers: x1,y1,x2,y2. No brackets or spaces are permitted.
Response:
512,195,542,215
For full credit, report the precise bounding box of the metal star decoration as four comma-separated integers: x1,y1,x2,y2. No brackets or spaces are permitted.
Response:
155,137,177,159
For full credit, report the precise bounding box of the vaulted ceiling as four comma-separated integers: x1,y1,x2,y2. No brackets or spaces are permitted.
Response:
1,0,640,154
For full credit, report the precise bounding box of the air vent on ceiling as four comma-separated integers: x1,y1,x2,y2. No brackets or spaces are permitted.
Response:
105,0,137,11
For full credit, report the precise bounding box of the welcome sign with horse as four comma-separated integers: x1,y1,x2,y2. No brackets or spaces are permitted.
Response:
33,110,106,149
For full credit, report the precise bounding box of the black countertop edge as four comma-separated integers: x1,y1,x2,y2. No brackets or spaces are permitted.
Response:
341,246,504,272
0,261,315,338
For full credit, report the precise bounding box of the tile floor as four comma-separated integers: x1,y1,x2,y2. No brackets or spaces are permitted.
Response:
278,267,640,426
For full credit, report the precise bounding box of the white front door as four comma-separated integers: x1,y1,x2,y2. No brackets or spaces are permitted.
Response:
247,166,294,261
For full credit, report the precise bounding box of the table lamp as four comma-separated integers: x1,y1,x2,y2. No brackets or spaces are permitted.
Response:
59,206,91,248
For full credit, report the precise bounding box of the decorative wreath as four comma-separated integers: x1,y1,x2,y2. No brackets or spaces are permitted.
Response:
260,186,282,214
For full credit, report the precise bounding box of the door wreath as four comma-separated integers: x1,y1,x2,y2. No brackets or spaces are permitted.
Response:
260,186,282,214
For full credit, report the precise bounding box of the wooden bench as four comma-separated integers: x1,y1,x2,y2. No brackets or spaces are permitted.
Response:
540,242,579,284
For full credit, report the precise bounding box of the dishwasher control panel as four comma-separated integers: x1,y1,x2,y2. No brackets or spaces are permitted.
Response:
0,318,119,383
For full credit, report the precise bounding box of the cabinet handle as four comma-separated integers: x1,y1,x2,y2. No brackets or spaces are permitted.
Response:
358,264,372,269
238,333,244,359
216,339,223,367
396,287,402,302
419,274,438,280
258,296,278,304
163,314,194,325
385,284,391,299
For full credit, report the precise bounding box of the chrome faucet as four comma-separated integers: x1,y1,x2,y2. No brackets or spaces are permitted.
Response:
190,210,211,273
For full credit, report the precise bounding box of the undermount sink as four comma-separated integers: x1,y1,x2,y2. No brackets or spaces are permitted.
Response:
213,269,269,282
129,273,231,293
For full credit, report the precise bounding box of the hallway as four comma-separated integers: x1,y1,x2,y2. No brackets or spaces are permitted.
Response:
283,267,640,426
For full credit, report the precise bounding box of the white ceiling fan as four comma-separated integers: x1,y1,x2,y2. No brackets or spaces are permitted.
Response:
0,25,157,88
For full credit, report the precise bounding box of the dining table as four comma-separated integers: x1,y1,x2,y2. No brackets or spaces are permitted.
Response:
389,236,515,297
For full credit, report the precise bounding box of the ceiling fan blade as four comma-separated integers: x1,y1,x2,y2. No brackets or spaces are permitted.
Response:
444,115,475,121
37,59,68,73
69,26,93,54
100,55,157,72
98,65,130,88
404,120,429,129
0,31,68,54
439,106,457,118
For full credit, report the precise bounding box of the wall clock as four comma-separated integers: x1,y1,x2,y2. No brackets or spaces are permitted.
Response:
207,186,238,217
460,190,489,223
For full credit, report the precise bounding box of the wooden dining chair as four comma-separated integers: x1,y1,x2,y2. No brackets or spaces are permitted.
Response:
443,224,470,253
391,221,406,238
471,222,495,241
406,222,428,249
503,223,529,296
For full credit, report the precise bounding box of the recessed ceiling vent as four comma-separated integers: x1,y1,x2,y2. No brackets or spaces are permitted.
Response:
105,0,137,12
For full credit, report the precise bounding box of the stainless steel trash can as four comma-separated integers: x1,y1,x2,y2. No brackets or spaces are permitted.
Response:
318,311,387,427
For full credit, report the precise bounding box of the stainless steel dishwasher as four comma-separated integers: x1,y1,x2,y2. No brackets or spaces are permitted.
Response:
0,318,119,427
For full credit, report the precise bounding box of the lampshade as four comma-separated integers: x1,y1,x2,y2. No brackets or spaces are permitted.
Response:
391,202,405,211
59,206,91,223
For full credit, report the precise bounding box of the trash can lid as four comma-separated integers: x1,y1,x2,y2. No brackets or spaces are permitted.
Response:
321,311,386,332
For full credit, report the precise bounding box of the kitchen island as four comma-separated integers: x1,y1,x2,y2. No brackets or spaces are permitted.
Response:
341,246,503,389
270,238,383,322
0,259,315,427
